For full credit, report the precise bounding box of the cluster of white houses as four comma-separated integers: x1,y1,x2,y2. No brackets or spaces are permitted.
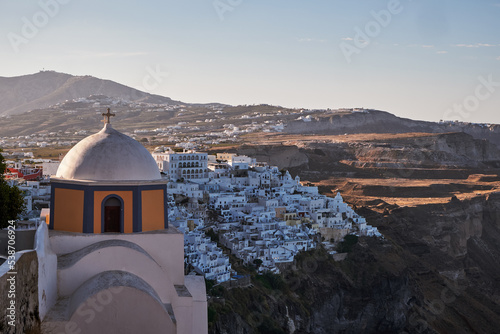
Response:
4,148,381,284
167,204,232,284
162,150,381,280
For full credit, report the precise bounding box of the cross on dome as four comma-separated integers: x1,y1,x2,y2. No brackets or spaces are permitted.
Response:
101,108,116,124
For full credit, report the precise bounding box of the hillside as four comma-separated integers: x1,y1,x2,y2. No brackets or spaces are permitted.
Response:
2,70,500,332
0,71,180,116
207,132,500,333
284,110,500,149
0,72,498,151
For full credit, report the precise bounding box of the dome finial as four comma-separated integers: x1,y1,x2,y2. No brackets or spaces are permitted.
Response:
101,108,115,124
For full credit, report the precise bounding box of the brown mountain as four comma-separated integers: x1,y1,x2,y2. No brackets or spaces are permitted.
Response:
0,71,180,116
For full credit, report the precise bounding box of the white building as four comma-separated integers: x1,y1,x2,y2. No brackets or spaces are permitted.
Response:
184,232,232,283
28,122,207,334
168,182,204,199
153,148,209,182
216,153,256,169
42,161,61,178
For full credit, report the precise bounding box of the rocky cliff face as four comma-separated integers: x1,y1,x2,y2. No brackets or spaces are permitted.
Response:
234,145,310,170
213,134,500,333
209,193,500,334
348,132,500,169
366,193,500,333
209,246,414,334
231,132,500,174
284,110,500,149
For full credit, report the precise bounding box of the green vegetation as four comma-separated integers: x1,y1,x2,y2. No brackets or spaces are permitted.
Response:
33,147,69,159
205,228,219,243
258,317,286,334
0,150,26,228
207,248,333,333
205,279,216,293
210,285,225,298
253,259,263,270
206,279,226,298
207,306,217,324
337,234,358,253
206,245,398,333
253,272,286,291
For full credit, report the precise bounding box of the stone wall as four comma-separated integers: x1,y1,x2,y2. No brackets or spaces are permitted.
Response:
0,251,40,333
319,227,350,243
0,229,36,257
219,275,251,289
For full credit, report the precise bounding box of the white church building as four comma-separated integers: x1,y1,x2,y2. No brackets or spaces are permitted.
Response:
35,111,207,334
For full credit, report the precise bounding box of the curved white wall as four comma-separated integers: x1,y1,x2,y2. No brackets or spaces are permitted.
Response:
57,244,177,303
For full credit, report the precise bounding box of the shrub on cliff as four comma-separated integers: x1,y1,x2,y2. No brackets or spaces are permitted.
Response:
337,234,358,253
0,150,26,228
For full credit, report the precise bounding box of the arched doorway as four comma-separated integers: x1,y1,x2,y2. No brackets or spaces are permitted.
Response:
103,196,122,232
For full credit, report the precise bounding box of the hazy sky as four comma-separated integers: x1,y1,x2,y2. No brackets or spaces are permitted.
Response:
1,0,499,124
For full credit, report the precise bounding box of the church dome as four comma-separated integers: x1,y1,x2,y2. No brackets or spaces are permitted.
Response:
56,124,161,181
